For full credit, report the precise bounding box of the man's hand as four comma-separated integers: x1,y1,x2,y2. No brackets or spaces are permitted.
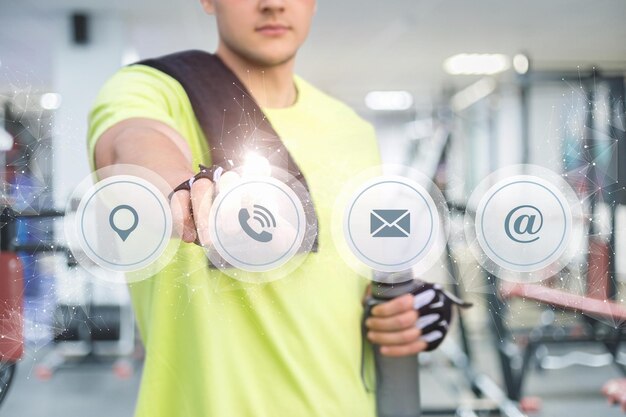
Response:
365,294,428,357
171,177,214,245
171,169,244,247
95,118,222,247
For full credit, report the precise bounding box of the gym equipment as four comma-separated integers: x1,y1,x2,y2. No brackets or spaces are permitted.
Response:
0,203,137,385
445,205,529,417
0,251,23,412
0,97,137,412
365,277,470,417
34,202,136,379
485,70,626,405
36,299,134,380
365,276,423,417
53,304,122,342
0,252,24,362
401,107,529,416
0,362,15,409
423,66,626,412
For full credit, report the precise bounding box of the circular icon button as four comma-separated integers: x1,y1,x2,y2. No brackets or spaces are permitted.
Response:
475,175,571,273
208,175,308,273
74,175,173,272
343,175,440,272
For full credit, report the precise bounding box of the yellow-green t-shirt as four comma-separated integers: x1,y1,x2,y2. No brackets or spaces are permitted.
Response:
88,63,380,417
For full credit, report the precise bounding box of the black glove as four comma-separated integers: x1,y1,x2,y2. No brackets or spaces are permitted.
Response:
412,281,472,351
168,163,225,201
168,164,225,247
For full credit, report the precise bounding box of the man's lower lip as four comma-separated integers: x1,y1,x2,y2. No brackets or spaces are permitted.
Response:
256,27,289,36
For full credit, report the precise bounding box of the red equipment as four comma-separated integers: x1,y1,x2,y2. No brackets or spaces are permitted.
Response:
0,252,24,362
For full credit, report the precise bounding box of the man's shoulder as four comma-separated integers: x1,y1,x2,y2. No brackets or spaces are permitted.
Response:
92,64,189,112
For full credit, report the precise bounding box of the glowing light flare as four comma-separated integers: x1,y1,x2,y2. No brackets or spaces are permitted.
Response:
242,152,271,177
39,93,62,110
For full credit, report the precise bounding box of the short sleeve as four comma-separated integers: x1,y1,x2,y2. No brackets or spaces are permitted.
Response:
87,65,187,171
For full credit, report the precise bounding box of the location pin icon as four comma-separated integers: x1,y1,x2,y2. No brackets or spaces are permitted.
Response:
109,204,139,241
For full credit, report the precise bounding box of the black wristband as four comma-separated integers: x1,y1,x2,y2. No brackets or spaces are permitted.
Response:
168,164,225,201
168,164,225,247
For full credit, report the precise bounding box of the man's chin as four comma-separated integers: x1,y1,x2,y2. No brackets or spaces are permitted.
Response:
238,45,297,68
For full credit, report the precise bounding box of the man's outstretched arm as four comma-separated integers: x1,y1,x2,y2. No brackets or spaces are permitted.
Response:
94,117,213,245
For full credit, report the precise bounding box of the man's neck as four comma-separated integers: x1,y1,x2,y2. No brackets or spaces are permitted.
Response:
216,45,297,109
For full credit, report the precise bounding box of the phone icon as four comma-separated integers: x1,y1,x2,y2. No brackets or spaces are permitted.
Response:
238,204,276,243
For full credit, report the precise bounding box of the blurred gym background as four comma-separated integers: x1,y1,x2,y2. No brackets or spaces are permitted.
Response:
1,1,625,416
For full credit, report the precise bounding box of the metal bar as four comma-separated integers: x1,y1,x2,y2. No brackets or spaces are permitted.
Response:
521,334,626,344
423,407,497,416
474,374,528,417
487,275,521,401
523,71,624,84
446,244,473,359
12,244,69,254
512,342,536,399
519,74,530,165
606,77,626,205
0,207,16,252
11,210,65,219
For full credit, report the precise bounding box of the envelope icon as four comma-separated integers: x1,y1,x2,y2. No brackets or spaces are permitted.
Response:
370,209,411,237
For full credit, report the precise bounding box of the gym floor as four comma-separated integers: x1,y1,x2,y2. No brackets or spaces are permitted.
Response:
3,327,622,417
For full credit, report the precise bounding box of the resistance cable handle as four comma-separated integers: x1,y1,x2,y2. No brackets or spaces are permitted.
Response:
365,271,472,417
366,277,423,417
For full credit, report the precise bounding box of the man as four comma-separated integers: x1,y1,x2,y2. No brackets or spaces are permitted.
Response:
89,1,429,416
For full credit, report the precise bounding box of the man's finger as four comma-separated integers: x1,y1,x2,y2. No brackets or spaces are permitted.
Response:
380,340,428,357
367,327,421,346
217,170,241,193
366,309,418,332
190,178,214,246
171,190,196,243
371,294,415,318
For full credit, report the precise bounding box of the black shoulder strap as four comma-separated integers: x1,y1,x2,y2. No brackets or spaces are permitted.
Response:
135,50,318,251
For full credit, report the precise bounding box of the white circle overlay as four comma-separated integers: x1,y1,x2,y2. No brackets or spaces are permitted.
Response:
65,165,180,283
465,165,583,283
476,175,571,271
208,175,308,273
342,174,442,273
75,175,172,271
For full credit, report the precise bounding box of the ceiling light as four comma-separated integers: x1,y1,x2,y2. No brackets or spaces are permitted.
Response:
450,77,497,111
365,91,413,111
513,54,530,74
443,53,510,75
40,93,62,110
